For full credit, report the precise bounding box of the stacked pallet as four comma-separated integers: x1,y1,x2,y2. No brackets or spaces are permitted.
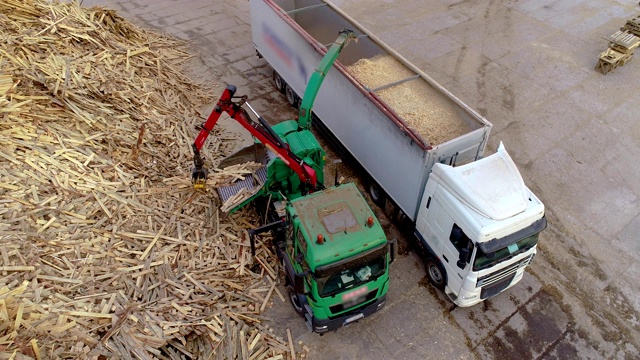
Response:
595,30,640,74
622,15,640,37
347,55,469,146
0,0,296,359
595,15,640,74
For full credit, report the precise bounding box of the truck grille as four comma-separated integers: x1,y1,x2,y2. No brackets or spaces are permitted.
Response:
329,290,377,315
480,274,515,299
476,254,534,299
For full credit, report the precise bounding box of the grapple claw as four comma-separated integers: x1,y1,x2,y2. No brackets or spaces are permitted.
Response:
192,168,208,190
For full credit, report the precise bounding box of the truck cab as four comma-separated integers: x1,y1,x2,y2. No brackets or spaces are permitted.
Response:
276,183,392,332
415,144,546,307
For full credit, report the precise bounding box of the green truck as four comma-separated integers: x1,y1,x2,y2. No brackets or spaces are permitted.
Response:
191,31,395,333
258,182,391,333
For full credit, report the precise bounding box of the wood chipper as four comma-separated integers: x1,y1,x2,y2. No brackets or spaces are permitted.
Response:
188,30,396,333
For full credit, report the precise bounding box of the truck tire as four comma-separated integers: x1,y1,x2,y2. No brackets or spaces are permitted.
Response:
273,70,286,93
286,285,305,316
425,257,446,290
285,84,298,107
368,181,386,207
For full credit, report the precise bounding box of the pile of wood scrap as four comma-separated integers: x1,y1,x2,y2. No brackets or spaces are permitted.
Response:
347,55,469,146
0,0,297,358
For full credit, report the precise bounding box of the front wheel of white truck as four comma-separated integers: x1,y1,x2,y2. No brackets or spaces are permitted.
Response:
425,258,446,290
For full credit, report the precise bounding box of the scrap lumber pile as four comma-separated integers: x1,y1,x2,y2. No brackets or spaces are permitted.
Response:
0,0,294,359
347,55,469,146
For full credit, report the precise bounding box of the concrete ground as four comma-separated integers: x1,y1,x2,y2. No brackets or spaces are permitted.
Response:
83,0,640,358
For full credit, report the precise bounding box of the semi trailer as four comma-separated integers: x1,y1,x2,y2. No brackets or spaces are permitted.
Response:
250,0,547,307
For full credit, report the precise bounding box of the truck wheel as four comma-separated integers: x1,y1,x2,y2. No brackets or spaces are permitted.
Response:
287,285,305,316
368,181,386,207
425,258,446,289
273,70,286,93
285,84,298,107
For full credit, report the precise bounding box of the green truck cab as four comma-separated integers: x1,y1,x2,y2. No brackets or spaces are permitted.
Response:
274,183,393,333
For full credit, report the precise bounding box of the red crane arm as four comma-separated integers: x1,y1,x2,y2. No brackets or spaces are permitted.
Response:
191,85,318,190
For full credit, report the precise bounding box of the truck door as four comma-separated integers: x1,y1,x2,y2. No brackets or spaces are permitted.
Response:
294,229,310,273
415,194,446,255
285,219,295,260
441,224,473,294
277,219,296,285
294,228,312,295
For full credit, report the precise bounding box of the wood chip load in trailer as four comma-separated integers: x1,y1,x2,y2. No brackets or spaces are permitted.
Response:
347,55,469,146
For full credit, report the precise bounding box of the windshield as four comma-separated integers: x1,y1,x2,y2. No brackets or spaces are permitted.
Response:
315,253,386,297
473,233,538,271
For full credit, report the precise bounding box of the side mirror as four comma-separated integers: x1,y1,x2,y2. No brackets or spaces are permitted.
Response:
457,248,469,269
293,272,306,294
388,238,398,264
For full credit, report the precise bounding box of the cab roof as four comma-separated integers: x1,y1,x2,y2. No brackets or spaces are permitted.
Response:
290,183,386,269
431,142,528,221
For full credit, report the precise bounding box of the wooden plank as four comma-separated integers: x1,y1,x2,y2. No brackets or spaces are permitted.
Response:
0,266,36,272
286,329,296,360
260,279,276,313
139,224,165,261
68,311,113,319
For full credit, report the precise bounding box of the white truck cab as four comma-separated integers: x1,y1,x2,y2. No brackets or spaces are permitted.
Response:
415,143,546,307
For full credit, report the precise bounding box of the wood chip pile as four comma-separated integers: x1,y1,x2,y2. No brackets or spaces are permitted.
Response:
347,55,470,146
0,0,295,359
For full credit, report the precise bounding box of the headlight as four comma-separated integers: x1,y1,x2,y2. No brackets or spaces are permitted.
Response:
314,325,328,333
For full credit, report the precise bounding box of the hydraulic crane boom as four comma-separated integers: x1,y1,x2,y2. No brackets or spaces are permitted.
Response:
298,29,357,130
191,85,319,191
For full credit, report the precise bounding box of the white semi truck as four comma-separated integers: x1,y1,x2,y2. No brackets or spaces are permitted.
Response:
249,0,546,307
